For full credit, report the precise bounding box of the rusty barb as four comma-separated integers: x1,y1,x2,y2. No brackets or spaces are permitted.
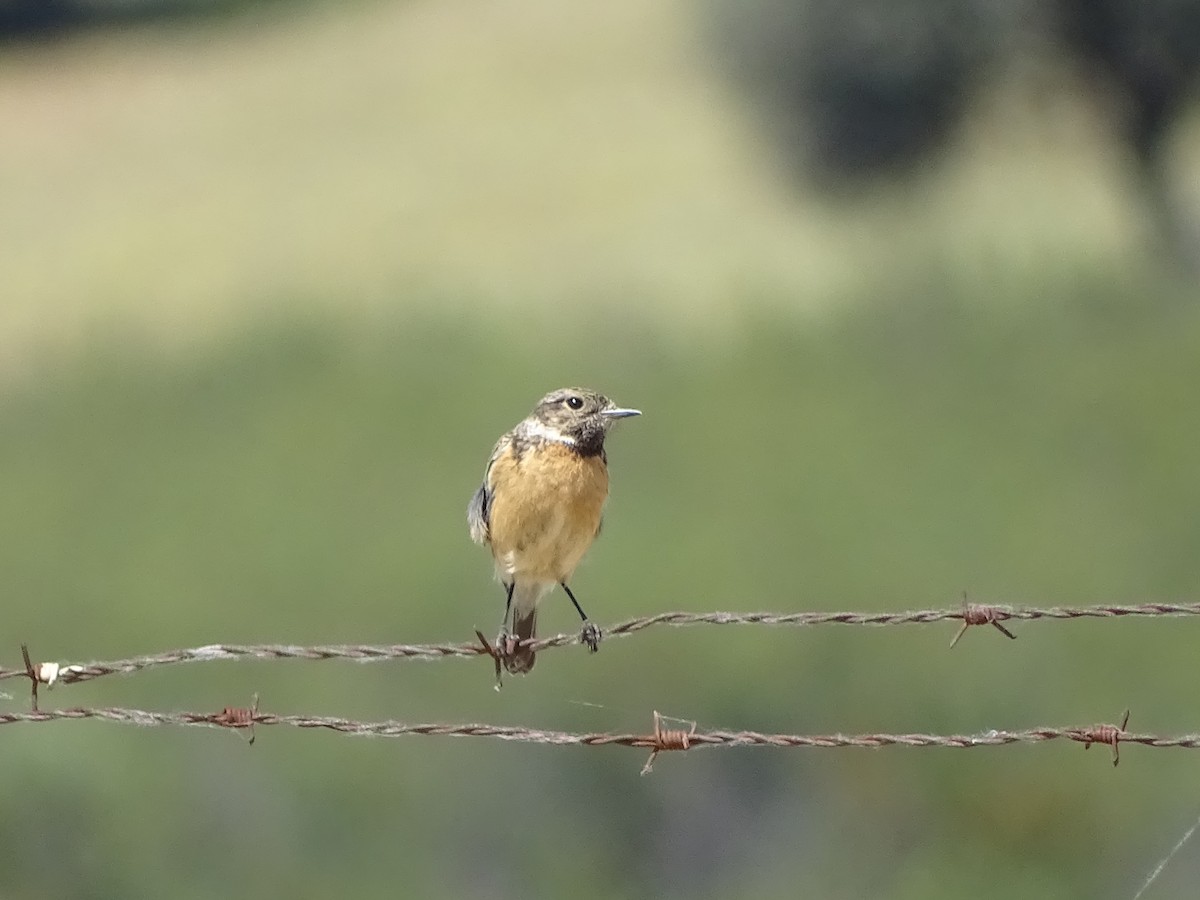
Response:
1073,709,1131,766
640,711,697,776
20,643,66,712
473,630,505,690
949,594,1018,648
212,694,260,745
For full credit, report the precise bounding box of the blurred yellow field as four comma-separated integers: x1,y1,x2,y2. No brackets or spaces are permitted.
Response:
0,0,1143,369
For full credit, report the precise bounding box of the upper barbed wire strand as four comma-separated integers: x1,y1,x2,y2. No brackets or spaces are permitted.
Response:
4,601,1200,686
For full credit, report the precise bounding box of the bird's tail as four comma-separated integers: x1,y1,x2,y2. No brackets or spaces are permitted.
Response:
504,581,550,674
506,606,538,674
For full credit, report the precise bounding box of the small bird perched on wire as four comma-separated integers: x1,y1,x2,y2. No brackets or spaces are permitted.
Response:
468,387,641,674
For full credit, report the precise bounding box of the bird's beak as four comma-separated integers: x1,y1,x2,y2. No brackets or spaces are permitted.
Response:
601,407,641,419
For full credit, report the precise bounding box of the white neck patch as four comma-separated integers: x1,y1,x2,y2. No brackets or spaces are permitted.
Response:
522,419,576,445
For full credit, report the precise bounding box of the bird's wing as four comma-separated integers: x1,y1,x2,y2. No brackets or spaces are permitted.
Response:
466,431,512,545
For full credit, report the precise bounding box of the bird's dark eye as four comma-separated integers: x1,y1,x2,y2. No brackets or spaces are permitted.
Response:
566,396,584,410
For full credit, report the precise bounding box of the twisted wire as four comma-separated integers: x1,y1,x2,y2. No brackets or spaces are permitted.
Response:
2,706,1196,753
3,601,1199,687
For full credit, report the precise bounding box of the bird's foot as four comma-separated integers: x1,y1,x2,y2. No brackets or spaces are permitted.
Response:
581,621,602,653
495,629,520,661
494,630,538,675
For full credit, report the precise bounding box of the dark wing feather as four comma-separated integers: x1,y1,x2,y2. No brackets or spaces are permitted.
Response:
467,482,490,544
466,432,512,545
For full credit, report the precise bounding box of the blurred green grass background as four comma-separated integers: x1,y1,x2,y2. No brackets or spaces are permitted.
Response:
4,0,1200,898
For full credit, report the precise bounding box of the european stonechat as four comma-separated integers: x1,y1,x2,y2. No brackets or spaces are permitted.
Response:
467,387,641,674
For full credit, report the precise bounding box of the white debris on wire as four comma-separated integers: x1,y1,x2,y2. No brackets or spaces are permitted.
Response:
34,661,60,687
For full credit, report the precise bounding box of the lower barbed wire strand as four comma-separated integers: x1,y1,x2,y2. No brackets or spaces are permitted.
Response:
5,707,1200,753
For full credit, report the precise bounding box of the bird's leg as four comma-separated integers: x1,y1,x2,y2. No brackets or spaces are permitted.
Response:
501,581,515,630
561,582,602,653
496,582,520,663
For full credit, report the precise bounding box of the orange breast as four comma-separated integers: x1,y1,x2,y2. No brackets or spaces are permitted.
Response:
486,442,610,582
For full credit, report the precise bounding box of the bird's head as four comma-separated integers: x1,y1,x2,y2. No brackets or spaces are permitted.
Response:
528,387,641,455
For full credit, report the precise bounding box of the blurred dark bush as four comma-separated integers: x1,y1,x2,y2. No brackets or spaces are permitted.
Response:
712,0,1003,183
712,0,1200,269
0,0,285,37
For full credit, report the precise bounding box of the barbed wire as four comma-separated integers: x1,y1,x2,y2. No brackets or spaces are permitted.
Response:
3,599,1199,690
7,603,1196,895
0,705,1186,770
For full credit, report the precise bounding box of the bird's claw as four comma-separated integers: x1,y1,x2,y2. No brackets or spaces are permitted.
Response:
581,621,602,653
